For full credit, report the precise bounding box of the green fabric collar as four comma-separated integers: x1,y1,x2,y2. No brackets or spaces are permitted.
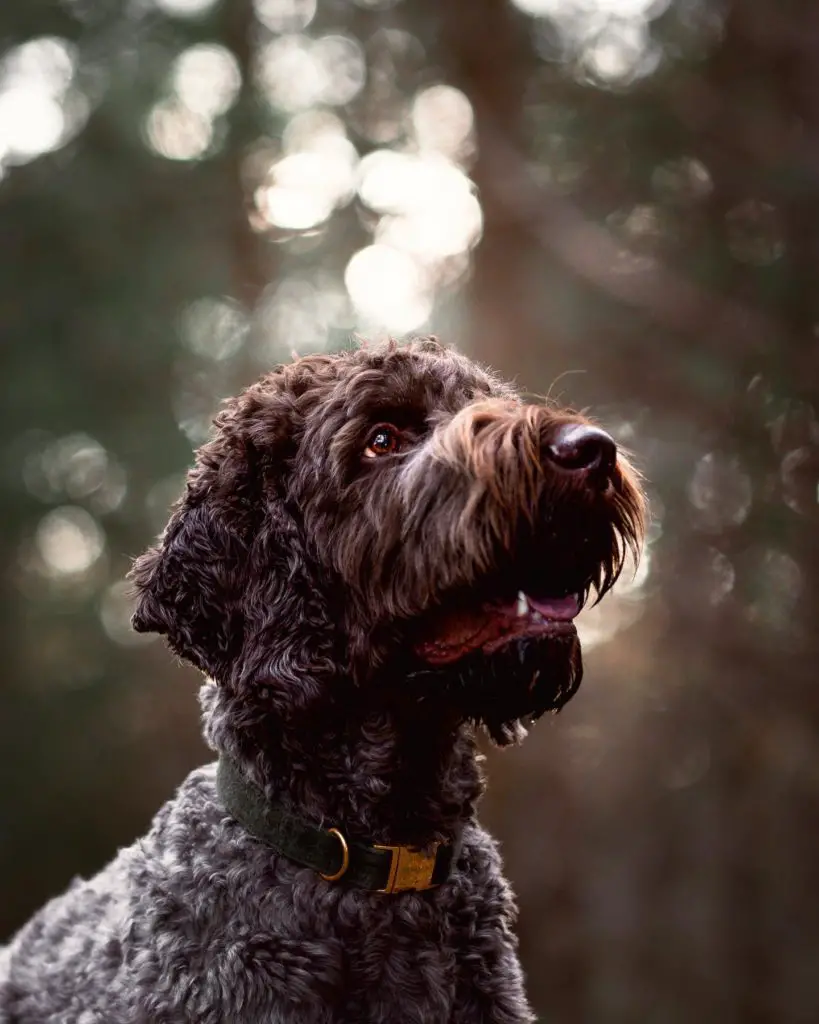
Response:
216,755,459,894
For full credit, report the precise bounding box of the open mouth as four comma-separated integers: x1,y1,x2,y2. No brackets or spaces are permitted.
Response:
415,590,582,666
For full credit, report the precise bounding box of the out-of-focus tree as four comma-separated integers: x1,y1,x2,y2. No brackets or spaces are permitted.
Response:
1,0,818,1020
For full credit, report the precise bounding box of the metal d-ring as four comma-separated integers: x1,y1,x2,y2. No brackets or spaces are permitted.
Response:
320,827,350,882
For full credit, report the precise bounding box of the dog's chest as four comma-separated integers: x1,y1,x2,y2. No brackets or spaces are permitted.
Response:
4,770,522,1024
130,771,477,1024
184,880,464,1024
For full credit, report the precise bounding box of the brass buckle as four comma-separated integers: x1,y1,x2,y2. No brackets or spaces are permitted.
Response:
375,843,440,893
320,828,350,882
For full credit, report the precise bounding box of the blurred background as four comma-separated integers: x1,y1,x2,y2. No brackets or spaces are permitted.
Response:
1,0,818,1020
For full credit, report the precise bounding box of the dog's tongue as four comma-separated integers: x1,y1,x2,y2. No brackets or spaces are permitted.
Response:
415,592,580,665
527,594,580,620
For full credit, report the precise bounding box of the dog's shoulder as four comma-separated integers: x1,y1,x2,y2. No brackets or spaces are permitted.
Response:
443,820,521,918
0,763,226,1023
455,820,507,881
139,761,221,850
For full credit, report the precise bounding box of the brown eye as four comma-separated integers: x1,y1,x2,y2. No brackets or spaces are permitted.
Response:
365,425,401,458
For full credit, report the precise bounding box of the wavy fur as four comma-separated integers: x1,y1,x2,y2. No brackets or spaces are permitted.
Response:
0,339,645,1023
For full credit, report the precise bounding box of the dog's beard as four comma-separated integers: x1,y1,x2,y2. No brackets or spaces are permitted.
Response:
406,634,583,745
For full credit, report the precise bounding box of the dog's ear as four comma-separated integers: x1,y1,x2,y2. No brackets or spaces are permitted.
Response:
130,378,338,714
130,390,281,677
130,439,255,677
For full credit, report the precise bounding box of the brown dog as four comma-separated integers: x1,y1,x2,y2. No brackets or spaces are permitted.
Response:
2,339,645,1024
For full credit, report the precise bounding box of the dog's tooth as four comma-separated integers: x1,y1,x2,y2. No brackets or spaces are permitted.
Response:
516,591,528,617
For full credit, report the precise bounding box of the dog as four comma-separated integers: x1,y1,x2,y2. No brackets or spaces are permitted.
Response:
0,339,645,1023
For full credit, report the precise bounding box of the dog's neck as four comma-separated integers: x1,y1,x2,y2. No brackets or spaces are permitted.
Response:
201,680,486,847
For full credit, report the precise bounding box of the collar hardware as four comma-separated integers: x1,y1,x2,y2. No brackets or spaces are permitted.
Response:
215,756,459,894
320,828,350,882
375,842,441,893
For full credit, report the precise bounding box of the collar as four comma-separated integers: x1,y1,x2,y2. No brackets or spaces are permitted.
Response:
215,756,459,894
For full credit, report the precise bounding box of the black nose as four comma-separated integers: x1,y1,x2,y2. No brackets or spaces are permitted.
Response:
546,424,617,480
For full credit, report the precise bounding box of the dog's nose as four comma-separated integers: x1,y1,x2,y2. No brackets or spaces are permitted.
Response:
546,424,617,481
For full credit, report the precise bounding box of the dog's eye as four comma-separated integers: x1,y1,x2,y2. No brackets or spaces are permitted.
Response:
365,425,401,459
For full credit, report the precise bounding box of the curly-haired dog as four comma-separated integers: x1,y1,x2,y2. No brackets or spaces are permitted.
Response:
0,339,645,1024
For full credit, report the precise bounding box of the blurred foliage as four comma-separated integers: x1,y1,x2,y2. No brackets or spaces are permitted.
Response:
1,0,819,1020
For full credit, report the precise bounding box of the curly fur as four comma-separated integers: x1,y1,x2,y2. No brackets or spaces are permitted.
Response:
0,339,645,1023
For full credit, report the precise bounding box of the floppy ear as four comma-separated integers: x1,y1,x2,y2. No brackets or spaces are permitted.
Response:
130,380,340,717
129,425,257,679
130,401,264,678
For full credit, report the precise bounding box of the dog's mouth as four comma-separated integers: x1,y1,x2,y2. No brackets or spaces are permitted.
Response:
405,505,636,673
414,589,581,665
401,546,611,741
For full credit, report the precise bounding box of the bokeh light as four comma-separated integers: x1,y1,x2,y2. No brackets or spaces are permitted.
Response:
582,19,661,84
253,110,358,232
359,151,482,262
746,548,803,632
145,101,213,161
34,506,105,578
22,434,127,514
253,0,317,34
576,543,652,649
725,200,785,266
254,271,353,360
345,244,432,332
0,37,87,169
652,156,713,204
688,452,753,530
411,84,475,165
179,297,249,361
150,0,220,17
172,364,227,444
514,0,667,85
145,44,240,161
171,45,241,119
256,34,366,113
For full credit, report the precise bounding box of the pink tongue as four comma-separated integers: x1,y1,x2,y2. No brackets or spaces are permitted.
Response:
528,594,580,620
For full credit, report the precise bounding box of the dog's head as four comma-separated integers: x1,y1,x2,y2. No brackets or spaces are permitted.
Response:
131,339,646,744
